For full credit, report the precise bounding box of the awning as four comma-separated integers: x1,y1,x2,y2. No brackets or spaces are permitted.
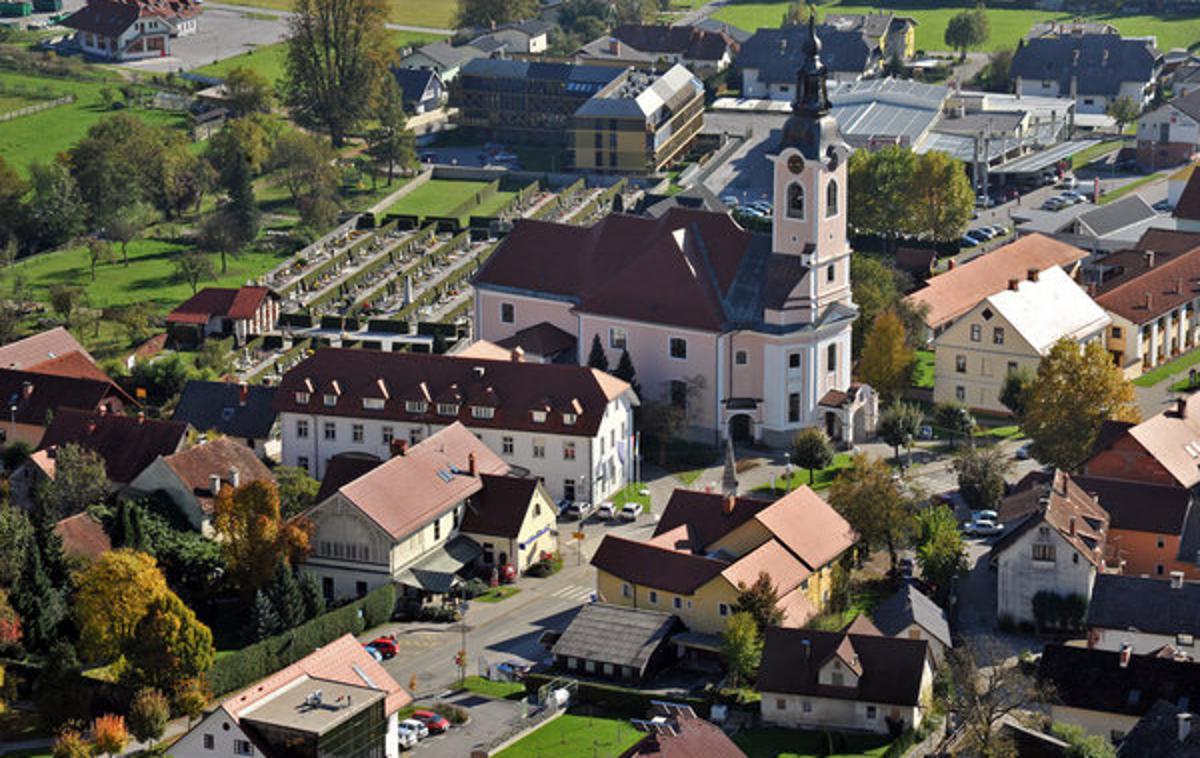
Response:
396,535,482,594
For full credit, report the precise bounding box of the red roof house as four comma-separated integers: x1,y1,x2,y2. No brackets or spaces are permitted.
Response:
166,287,279,347
63,0,202,62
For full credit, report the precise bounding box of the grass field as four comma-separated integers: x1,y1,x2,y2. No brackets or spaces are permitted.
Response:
733,727,893,757
0,71,188,174
0,91,42,114
494,713,644,758
712,2,1200,53
212,0,458,28
194,30,444,83
462,675,526,699
755,452,854,493
383,179,496,220
0,238,289,311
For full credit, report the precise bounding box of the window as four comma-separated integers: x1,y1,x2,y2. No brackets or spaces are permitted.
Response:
323,394,338,407
673,596,682,609
609,328,627,349
718,603,730,616
323,422,336,441
409,428,421,445
500,303,514,323
433,519,440,540
826,264,835,283
1157,564,1165,575
563,441,576,460
471,406,495,419
203,734,214,749
787,182,805,219
1179,634,1195,647
826,179,838,217
234,741,253,756
826,343,837,373
866,706,877,720
363,397,385,410
970,324,982,342
563,412,577,425
1032,544,1056,562
788,392,801,423
405,400,427,413
382,426,394,444
1112,326,1122,338
622,583,631,598
956,355,967,373
1158,537,1166,549
298,456,309,471
831,671,844,686
1007,361,1018,374
531,410,547,423
436,403,459,416
802,701,813,713
533,438,546,458
776,698,787,710
502,436,514,454
295,391,310,404
735,350,747,365
669,380,688,410
993,327,1005,345
669,337,688,360
648,590,658,604
789,353,801,370
955,386,966,401
352,424,364,443
356,581,368,597
296,419,309,439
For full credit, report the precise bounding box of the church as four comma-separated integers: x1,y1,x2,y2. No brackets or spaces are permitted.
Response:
473,19,876,447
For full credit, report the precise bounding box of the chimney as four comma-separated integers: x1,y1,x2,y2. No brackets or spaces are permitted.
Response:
1146,250,1156,268
238,382,249,406
468,451,477,476
1179,397,1188,419
137,411,145,424
1027,268,1039,282
1119,643,1132,668
228,467,240,489
1008,278,1020,291
723,494,735,515
391,439,408,457
948,259,957,270
1068,516,1076,535
21,381,32,399
511,346,525,363
1180,713,1193,743
1171,570,1185,589
609,38,621,55
209,473,222,496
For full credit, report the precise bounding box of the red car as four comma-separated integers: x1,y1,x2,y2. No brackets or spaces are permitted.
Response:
412,709,450,734
366,636,398,659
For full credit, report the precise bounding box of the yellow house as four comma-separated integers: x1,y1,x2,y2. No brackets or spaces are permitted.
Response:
591,487,857,640
458,474,558,575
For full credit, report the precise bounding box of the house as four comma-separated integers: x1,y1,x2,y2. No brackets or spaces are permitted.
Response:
1064,195,1163,251
622,705,747,757
1086,572,1200,654
1011,30,1162,114
171,380,278,457
495,323,578,364
823,12,918,61
737,23,880,98
930,265,1109,414
609,24,739,76
694,18,751,46
893,247,937,285
166,286,279,347
905,233,1087,338
551,603,680,683
570,64,705,174
756,627,933,734
478,24,874,447
172,634,412,758
1117,699,1200,757
1176,167,1200,233
1084,393,1200,489
592,487,857,647
398,39,489,82
992,470,1111,627
1038,643,1200,742
0,368,129,447
391,68,445,115
62,0,201,61
298,423,556,601
273,348,637,504
575,36,659,69
38,409,188,486
1137,89,1200,169
1174,61,1200,99
54,512,111,561
0,328,100,375
867,584,952,664
129,437,274,534
470,20,552,55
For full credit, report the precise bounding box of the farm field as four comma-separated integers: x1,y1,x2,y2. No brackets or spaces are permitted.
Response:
194,30,443,83
211,0,458,28
711,2,1200,53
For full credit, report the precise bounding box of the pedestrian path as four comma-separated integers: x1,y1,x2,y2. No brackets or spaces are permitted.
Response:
548,585,595,603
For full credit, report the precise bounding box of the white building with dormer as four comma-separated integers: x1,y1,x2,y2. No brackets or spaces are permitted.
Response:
472,19,874,446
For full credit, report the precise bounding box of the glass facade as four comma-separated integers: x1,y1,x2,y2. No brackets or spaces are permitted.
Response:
244,700,386,758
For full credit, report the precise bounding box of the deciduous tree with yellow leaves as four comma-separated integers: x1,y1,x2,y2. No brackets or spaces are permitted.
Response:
858,309,915,404
74,549,169,662
213,480,313,599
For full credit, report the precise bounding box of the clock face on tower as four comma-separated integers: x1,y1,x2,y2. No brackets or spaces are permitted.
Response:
787,154,805,174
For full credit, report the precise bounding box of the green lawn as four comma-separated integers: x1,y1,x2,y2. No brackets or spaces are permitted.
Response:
462,675,527,699
0,92,42,114
475,585,521,603
211,0,458,28
913,349,935,390
712,2,1200,53
733,727,893,758
755,452,854,493
675,468,705,486
194,31,443,83
610,482,650,509
1071,139,1124,169
383,179,495,221
474,190,519,218
0,237,289,312
0,71,188,174
494,713,644,758
1134,346,1200,387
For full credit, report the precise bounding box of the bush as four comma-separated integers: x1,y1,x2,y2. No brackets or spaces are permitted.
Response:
431,702,468,724
460,578,489,599
1032,591,1087,634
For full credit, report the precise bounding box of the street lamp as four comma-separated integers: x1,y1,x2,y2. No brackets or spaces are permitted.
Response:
457,600,470,688
783,453,793,494
8,403,15,445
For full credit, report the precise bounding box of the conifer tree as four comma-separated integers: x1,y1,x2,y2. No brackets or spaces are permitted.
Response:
248,589,280,643
587,334,609,372
299,571,326,621
267,562,305,630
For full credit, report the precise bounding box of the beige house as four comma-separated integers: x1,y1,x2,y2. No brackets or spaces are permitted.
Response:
457,474,557,574
932,265,1109,414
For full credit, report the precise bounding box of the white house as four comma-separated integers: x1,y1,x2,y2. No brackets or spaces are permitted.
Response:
63,0,201,61
1137,89,1200,170
1010,31,1162,114
273,348,637,504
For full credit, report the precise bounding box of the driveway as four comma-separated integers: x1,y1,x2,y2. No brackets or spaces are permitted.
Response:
118,5,288,73
409,695,528,757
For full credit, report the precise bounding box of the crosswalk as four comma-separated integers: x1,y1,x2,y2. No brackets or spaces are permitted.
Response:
549,584,595,604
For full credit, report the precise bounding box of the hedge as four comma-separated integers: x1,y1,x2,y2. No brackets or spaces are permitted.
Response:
207,583,395,696
522,673,710,719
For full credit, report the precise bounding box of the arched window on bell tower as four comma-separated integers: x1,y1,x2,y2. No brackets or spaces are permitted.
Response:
787,182,805,220
826,179,839,218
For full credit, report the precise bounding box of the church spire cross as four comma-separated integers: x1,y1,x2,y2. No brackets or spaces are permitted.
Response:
793,13,830,117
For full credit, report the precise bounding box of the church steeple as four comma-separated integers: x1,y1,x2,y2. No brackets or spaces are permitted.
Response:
779,15,845,160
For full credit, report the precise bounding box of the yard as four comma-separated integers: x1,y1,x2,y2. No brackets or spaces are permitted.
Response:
733,727,894,758
493,713,644,758
462,675,526,699
1135,345,1200,387
711,2,1200,53
194,30,444,83
382,179,498,221
754,452,854,493
212,0,458,28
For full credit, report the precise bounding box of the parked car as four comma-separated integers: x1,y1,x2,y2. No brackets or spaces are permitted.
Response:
972,227,997,241
565,501,595,520
402,719,429,739
1058,175,1078,189
596,502,616,521
555,498,572,517
971,509,999,523
986,224,1008,238
413,710,451,734
619,502,643,521
496,660,532,680
976,194,995,208
365,646,384,662
1042,197,1067,211
959,234,980,248
963,519,1004,537
966,229,991,244
366,636,398,659
397,723,420,749
1154,199,1174,212
750,201,773,215
721,195,739,207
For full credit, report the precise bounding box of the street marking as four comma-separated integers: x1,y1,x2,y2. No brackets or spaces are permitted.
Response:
550,585,594,602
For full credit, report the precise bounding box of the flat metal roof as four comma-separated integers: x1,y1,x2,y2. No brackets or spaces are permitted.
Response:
994,139,1102,174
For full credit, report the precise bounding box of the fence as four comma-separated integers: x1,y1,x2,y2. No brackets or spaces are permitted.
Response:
0,93,72,122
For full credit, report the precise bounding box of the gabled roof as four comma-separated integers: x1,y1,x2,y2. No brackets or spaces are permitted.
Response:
167,287,272,324
870,584,952,648
326,423,507,541
993,469,1110,567
62,0,200,36
906,234,1087,330
1010,34,1161,97
978,265,1110,354
551,603,677,672
39,409,188,484
458,474,540,540
737,25,876,82
406,39,487,70
592,535,729,594
1077,195,1159,238
611,24,737,61
172,380,277,440
694,18,751,45
495,322,577,360
1087,573,1200,637
1122,394,1200,488
1117,699,1200,758
1167,89,1200,123
622,712,748,757
391,68,441,106
0,368,123,426
315,453,383,503
1039,643,1200,717
1175,169,1200,223
1070,474,1192,534
54,512,111,559
0,328,95,371
653,490,773,551
756,627,929,706
160,438,274,516
753,487,857,570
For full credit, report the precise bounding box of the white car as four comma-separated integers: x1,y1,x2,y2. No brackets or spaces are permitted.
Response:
397,723,420,749
618,502,643,521
971,509,999,523
596,502,616,520
963,519,1004,537
402,719,429,740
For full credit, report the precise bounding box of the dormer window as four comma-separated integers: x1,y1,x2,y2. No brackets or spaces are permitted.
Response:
437,403,459,416
787,182,805,220
323,394,338,407
531,410,547,423
363,398,385,410
471,406,495,419
405,400,427,413
295,392,310,404
563,412,577,425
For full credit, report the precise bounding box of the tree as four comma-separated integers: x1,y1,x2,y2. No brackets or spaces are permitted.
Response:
934,401,975,449
22,160,84,252
30,497,70,588
1106,96,1140,135
267,560,306,629
224,147,261,247
90,713,128,758
109,302,156,347
611,0,656,24
781,0,820,26
975,48,1013,92
791,427,833,485
172,676,211,727
946,641,1047,758
954,445,1011,512
198,208,248,276
52,729,91,758
456,0,538,27
248,588,280,642
47,284,86,329
0,155,27,247
847,146,915,253
173,251,216,295
105,203,155,267
0,588,22,651
828,453,915,568
587,334,609,371
127,688,170,747
285,0,392,147
720,611,762,688
207,116,274,182
878,402,923,468
915,505,967,602
850,255,902,358
123,592,216,691
944,5,988,60
613,349,640,395
0,501,31,588
906,151,973,244
148,132,208,218
639,401,686,465
68,114,157,226
999,367,1034,420
224,66,275,115
1023,339,1139,471
12,534,65,654
366,75,417,186
271,130,339,230
85,238,114,281
74,549,170,662
213,480,313,598
732,572,784,634
276,466,320,519
38,443,109,515
1050,722,1117,758
859,310,914,404
299,570,326,620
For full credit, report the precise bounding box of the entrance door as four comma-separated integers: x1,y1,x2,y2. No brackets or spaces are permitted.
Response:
825,411,839,439
564,479,576,502
729,414,752,443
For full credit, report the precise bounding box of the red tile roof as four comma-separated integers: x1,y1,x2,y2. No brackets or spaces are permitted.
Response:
592,534,729,594
621,713,747,757
0,368,125,427
27,351,115,384
161,438,274,516
1094,243,1200,324
994,469,1110,567
54,512,111,559
167,287,271,324
39,409,187,484
754,487,857,570
63,0,201,37
612,24,738,62
0,328,94,370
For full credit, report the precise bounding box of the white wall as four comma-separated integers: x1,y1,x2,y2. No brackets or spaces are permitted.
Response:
172,707,262,758
761,692,922,734
997,525,1096,625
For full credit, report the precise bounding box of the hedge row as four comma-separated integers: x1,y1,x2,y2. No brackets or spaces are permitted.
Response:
522,672,710,719
207,583,395,696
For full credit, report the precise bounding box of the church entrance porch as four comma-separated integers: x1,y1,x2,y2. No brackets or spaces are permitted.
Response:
817,384,878,447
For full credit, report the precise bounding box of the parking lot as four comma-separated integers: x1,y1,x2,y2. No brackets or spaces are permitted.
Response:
406,696,529,757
